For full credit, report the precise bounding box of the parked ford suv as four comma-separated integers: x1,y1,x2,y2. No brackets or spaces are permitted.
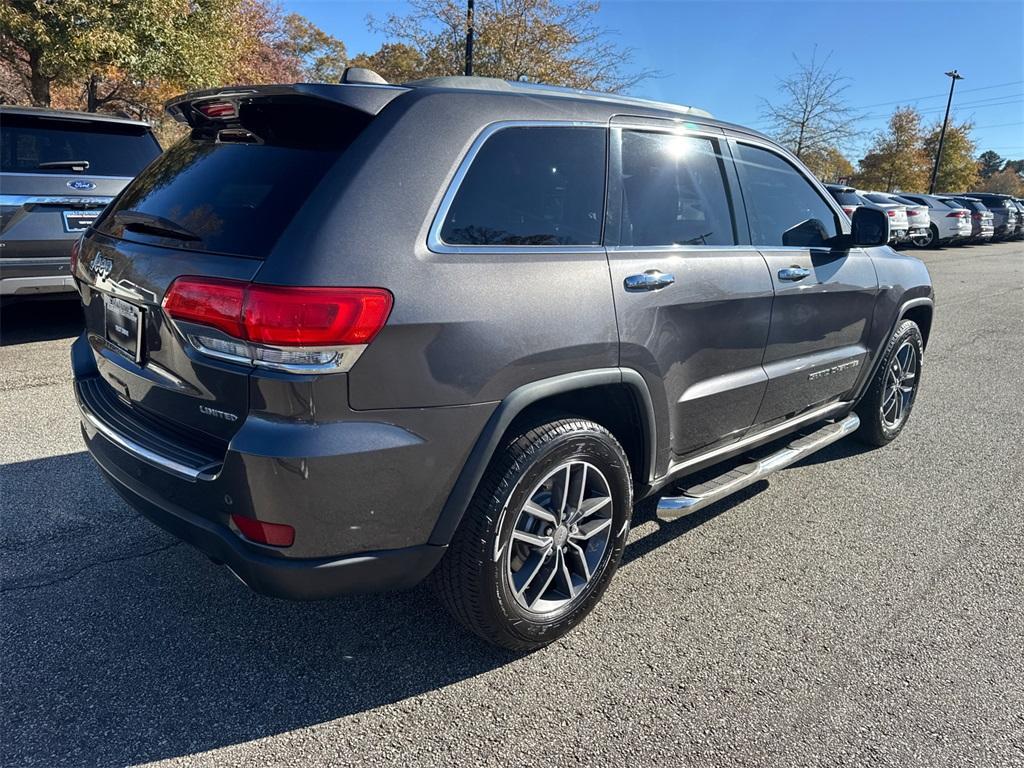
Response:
71,74,933,650
1,107,160,301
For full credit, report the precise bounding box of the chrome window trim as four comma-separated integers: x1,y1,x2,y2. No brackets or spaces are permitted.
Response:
426,120,608,255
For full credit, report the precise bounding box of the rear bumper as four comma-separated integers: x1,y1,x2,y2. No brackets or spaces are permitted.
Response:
72,332,492,598
93,454,445,599
0,257,76,295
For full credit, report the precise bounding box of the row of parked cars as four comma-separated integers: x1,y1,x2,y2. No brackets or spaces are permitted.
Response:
825,184,1024,248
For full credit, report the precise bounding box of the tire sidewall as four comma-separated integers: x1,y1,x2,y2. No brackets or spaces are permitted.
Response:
487,428,632,645
859,320,924,445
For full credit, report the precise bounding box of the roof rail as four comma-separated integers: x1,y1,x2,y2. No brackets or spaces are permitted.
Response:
401,75,712,118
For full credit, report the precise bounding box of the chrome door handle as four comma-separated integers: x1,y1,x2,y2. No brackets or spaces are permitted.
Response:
624,270,675,292
778,266,811,281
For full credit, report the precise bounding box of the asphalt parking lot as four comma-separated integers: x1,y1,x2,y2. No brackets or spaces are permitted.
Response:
1,240,1022,768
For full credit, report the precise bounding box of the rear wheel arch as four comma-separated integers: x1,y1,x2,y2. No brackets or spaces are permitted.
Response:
429,369,657,547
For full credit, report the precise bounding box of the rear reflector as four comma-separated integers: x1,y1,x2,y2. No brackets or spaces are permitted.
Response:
231,514,295,547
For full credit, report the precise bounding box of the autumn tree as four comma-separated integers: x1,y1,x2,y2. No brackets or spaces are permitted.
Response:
357,0,650,91
977,149,1005,179
0,0,239,109
760,47,861,160
349,43,429,84
280,13,348,82
924,120,979,192
978,167,1024,196
853,107,930,192
801,146,854,183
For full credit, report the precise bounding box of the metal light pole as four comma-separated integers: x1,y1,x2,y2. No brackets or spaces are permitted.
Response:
928,69,964,193
464,0,475,76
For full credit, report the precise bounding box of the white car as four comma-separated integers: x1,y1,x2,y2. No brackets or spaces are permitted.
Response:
863,192,930,245
855,190,908,244
893,192,972,248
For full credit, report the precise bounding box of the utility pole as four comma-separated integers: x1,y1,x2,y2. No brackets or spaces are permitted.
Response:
929,69,963,193
464,0,475,77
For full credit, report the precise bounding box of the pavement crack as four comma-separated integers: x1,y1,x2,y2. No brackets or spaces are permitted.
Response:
0,540,184,594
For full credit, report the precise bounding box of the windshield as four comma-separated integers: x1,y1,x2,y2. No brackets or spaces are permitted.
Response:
0,114,160,176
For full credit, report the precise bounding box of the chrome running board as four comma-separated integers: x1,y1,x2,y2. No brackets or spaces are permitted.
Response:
656,413,860,522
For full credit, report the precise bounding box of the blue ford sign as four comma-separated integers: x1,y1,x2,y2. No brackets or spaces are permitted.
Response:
67,180,97,191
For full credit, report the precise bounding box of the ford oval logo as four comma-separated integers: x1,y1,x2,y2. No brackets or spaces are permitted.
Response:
67,180,96,191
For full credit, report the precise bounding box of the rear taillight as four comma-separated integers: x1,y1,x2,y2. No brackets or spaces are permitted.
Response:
972,213,982,219
946,211,963,218
887,210,897,217
842,206,856,216
231,514,295,547
162,277,393,373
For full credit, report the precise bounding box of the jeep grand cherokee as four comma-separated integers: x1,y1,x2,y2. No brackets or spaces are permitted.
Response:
71,72,933,650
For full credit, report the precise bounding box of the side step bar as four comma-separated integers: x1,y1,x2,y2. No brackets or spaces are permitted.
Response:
656,413,860,521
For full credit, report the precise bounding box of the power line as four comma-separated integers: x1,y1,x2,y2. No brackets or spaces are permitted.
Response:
850,79,1024,110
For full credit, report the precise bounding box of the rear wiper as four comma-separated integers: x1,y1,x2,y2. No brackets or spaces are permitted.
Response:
114,210,202,242
38,160,90,172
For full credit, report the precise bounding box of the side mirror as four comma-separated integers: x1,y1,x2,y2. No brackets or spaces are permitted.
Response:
849,206,889,247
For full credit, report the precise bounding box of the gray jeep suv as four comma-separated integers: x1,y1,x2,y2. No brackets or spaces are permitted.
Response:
71,74,933,650
1,107,160,300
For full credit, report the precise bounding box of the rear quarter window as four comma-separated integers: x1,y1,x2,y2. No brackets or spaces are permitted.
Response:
439,126,606,246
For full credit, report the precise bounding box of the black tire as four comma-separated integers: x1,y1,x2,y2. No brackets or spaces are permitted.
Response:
432,418,633,651
855,319,924,447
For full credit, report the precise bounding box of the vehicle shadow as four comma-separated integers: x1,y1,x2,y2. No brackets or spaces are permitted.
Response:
2,450,757,767
0,297,82,346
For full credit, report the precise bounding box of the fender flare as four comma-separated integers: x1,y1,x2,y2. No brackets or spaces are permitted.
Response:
853,295,934,405
427,367,657,546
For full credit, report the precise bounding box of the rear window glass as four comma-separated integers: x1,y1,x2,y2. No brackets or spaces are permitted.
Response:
864,193,895,204
829,189,862,206
0,114,159,176
99,101,369,259
619,131,737,246
440,126,605,246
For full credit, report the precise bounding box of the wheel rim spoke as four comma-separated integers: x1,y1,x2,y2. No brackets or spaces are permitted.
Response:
566,541,592,582
513,545,552,596
506,459,615,614
511,529,552,548
881,340,919,429
522,499,557,524
572,517,612,541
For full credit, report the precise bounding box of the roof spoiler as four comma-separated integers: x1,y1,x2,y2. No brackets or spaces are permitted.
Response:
165,82,407,127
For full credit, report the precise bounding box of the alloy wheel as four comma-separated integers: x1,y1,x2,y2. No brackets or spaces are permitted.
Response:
881,340,918,429
505,460,614,614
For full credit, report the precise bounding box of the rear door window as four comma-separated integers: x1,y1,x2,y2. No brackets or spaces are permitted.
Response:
0,114,160,176
98,101,371,259
733,143,839,247
439,126,605,246
618,131,737,247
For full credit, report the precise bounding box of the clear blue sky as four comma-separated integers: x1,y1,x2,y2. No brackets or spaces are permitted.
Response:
283,0,1024,162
